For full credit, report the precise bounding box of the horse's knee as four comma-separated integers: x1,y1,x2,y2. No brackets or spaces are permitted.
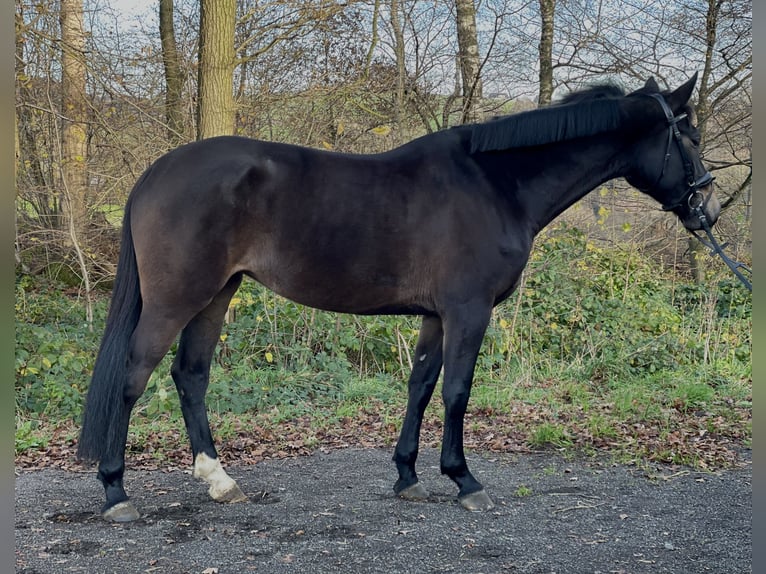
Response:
442,387,470,414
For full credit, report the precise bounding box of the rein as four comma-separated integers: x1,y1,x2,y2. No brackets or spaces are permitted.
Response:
689,207,753,292
649,93,752,293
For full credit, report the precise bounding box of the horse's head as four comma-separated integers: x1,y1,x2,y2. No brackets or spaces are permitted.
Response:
624,74,720,231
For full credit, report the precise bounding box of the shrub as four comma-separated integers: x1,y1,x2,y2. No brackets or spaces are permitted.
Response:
15,223,751,425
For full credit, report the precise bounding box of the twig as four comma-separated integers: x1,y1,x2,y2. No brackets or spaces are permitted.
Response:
553,501,606,514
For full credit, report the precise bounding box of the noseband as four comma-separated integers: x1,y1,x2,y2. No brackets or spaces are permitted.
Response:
648,93,714,212
649,93,751,292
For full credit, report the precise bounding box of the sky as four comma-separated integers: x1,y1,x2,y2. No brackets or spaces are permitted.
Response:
100,0,156,27
93,0,158,37
109,0,153,17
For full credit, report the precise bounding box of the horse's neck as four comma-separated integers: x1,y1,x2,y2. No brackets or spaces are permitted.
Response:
495,137,629,233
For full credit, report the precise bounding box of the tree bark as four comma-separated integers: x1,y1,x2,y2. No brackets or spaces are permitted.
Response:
160,0,185,145
538,0,555,105
455,0,483,123
59,0,88,236
197,0,236,140
16,9,47,192
364,0,381,79
687,0,723,283
390,0,407,143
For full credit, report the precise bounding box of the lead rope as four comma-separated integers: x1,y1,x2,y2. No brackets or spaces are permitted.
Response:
690,206,752,292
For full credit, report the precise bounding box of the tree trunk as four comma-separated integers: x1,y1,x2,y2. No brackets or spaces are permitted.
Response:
14,10,21,179
390,0,407,143
16,10,47,192
455,0,483,124
15,30,23,271
59,0,88,236
364,0,381,79
59,0,93,320
197,0,236,140
160,0,185,145
538,0,555,105
687,0,722,284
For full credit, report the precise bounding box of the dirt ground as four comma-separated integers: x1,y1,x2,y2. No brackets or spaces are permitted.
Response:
15,448,751,574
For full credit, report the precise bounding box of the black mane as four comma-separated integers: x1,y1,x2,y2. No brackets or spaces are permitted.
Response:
470,84,626,153
557,83,625,105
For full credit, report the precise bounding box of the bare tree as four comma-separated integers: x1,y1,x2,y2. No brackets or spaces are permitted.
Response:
160,0,186,144
364,0,382,79
15,6,50,216
197,0,236,139
60,0,95,320
390,0,407,142
455,0,483,122
682,0,751,279
59,0,88,236
537,0,554,104
13,0,751,286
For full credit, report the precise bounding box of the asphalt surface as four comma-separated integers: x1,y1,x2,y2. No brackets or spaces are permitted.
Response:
15,448,751,574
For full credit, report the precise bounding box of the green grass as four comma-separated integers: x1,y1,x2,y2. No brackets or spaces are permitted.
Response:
514,485,533,497
528,422,573,448
15,419,50,454
586,413,619,440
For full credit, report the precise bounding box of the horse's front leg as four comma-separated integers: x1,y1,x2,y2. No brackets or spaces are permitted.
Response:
171,275,247,504
440,303,495,511
392,315,444,500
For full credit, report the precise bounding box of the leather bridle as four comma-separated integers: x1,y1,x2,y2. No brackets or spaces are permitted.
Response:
648,93,715,212
647,93,751,292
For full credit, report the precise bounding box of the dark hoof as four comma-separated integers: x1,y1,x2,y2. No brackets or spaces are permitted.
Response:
397,482,430,501
458,489,494,511
102,500,140,522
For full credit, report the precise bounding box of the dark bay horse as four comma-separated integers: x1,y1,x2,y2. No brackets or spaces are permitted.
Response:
78,74,719,521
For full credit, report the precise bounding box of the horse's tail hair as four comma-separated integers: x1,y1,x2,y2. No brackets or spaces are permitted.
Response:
77,193,142,463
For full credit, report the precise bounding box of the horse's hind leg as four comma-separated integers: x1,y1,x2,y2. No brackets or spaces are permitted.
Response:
98,307,189,522
392,315,444,500
171,273,247,504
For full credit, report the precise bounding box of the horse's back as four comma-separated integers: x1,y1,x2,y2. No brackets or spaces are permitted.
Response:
126,135,528,315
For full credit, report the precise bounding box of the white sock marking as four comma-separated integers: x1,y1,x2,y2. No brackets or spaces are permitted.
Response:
193,453,239,500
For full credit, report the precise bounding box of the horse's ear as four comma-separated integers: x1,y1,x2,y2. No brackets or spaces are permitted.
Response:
667,73,699,112
644,77,660,91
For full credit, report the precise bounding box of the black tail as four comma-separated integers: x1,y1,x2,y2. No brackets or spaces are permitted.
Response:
77,194,142,462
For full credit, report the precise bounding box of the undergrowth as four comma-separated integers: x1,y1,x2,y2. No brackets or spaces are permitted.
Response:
15,224,752,467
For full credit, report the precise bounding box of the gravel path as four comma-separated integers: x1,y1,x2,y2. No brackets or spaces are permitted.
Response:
15,448,751,574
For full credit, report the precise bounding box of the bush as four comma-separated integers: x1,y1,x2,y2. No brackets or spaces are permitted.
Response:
15,277,107,420
494,224,751,376
15,223,751,423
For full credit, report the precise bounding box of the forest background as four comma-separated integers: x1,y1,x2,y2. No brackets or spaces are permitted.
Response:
14,0,752,471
